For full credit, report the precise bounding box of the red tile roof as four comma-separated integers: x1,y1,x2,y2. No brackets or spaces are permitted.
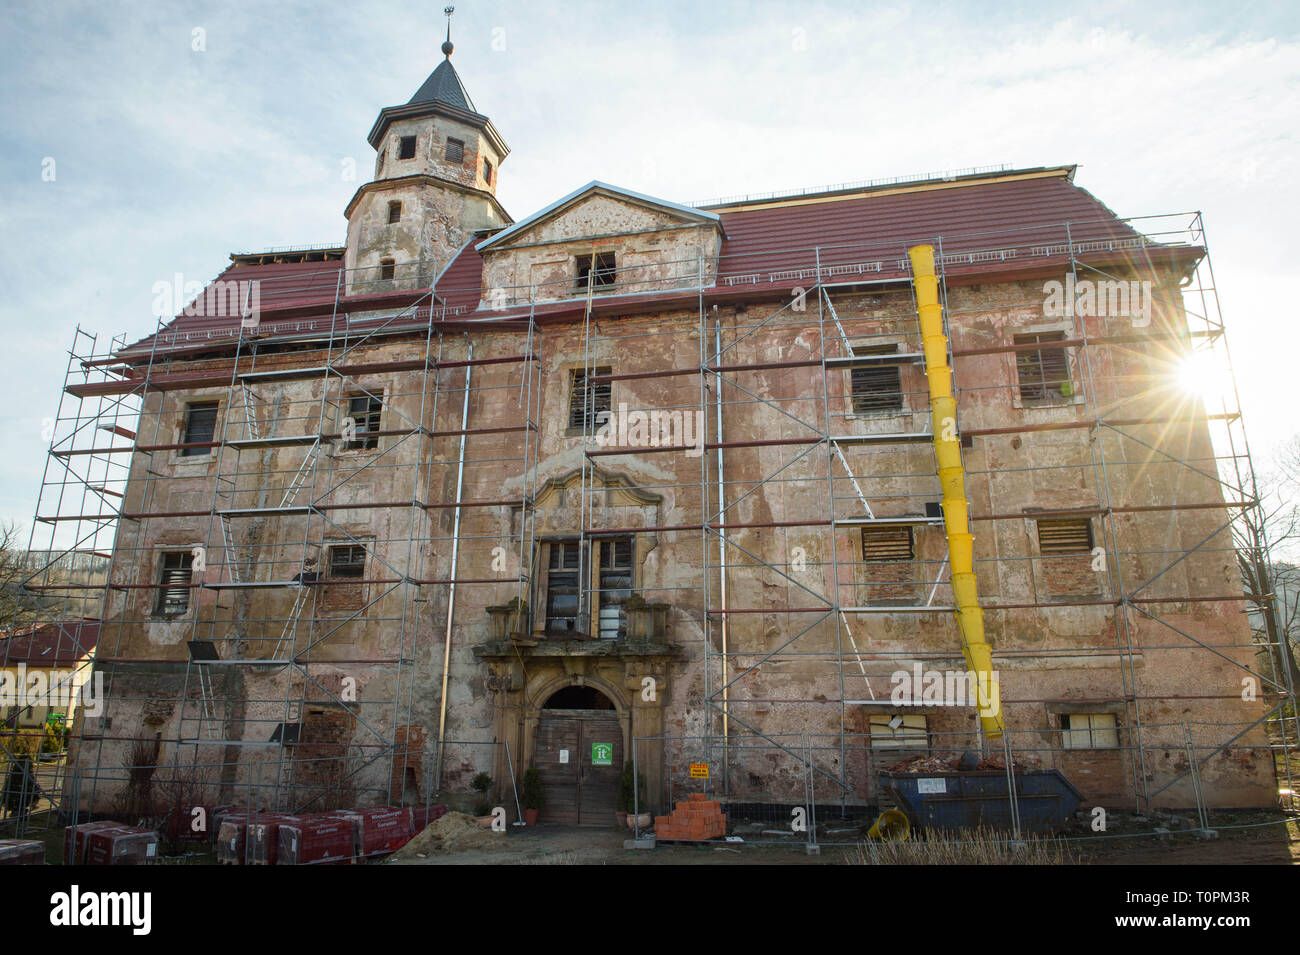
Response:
122,167,1193,357
0,620,99,667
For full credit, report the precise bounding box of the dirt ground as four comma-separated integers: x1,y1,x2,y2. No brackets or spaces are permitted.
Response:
384,809,1300,866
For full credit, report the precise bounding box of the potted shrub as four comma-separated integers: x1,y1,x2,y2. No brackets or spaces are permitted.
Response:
619,761,650,828
521,767,544,826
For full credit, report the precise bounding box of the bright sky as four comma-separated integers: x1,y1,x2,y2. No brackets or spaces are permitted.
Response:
1,0,1297,539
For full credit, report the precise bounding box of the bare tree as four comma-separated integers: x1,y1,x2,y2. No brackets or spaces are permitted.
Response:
1235,436,1300,692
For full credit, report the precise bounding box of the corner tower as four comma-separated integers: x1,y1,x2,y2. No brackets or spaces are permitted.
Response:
344,16,511,294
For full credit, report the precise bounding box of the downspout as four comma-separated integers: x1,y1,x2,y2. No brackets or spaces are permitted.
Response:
435,340,473,789
908,245,1004,738
714,319,730,789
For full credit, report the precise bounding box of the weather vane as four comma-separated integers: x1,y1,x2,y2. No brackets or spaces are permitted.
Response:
442,5,455,57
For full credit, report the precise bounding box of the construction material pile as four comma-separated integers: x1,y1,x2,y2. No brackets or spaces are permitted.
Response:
885,752,1039,774
655,793,728,842
391,810,508,858
0,840,44,865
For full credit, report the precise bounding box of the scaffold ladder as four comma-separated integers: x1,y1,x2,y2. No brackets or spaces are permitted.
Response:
281,439,320,507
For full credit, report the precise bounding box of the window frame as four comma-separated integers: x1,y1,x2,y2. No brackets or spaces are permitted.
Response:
861,525,915,562
445,137,465,163
327,543,367,581
180,401,219,457
868,714,928,750
575,252,617,291
155,550,195,617
398,135,417,160
849,344,905,415
567,367,612,434
1014,331,1072,404
1061,712,1119,750
1036,518,1094,556
387,201,402,224
342,392,383,451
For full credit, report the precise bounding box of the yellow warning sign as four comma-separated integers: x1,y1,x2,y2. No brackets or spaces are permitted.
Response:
689,763,709,779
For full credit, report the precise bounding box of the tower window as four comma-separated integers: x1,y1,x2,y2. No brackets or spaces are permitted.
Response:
446,138,464,163
380,258,395,281
387,201,402,224
398,136,417,160
376,149,386,175
576,252,617,290
483,159,493,184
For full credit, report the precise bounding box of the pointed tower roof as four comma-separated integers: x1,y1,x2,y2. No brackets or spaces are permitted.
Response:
365,12,507,157
408,57,476,112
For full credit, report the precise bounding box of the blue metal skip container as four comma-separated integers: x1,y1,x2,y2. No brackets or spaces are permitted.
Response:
879,769,1084,834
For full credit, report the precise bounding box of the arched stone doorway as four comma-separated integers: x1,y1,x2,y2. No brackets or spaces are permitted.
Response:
535,684,622,825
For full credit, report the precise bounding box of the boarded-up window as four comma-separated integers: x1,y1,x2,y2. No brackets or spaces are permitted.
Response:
868,714,927,750
862,526,914,562
156,551,194,616
568,368,611,431
851,345,903,413
1062,713,1119,749
182,402,218,456
379,259,395,281
597,538,633,640
387,201,402,223
1037,518,1093,555
329,544,366,579
576,252,616,290
445,138,464,163
398,135,417,160
1015,332,1070,402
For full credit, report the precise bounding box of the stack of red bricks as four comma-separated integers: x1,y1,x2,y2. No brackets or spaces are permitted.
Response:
654,794,727,841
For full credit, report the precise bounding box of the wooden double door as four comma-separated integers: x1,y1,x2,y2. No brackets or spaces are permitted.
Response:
535,709,623,825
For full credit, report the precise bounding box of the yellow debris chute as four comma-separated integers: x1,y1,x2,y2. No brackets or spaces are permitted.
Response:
908,244,1004,739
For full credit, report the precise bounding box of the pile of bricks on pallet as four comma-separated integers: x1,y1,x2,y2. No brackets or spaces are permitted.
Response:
0,840,45,865
63,821,159,865
654,794,727,841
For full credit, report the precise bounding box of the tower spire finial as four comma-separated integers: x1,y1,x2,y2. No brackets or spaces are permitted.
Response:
441,5,455,58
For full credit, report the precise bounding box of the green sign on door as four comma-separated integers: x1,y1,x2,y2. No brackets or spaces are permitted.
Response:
591,742,613,766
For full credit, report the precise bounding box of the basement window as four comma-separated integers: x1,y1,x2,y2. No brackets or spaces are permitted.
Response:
576,252,617,290
446,138,464,163
328,544,367,580
868,714,927,750
1036,518,1093,555
156,551,194,616
398,135,417,160
850,345,904,414
379,258,395,281
1061,713,1119,750
343,393,383,450
1015,331,1071,403
567,367,612,432
862,526,914,562
387,201,402,224
181,402,218,457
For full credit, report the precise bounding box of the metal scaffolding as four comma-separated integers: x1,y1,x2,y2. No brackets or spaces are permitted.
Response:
5,200,1297,844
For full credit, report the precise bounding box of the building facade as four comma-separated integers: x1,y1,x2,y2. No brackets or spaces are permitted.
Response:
43,48,1287,823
